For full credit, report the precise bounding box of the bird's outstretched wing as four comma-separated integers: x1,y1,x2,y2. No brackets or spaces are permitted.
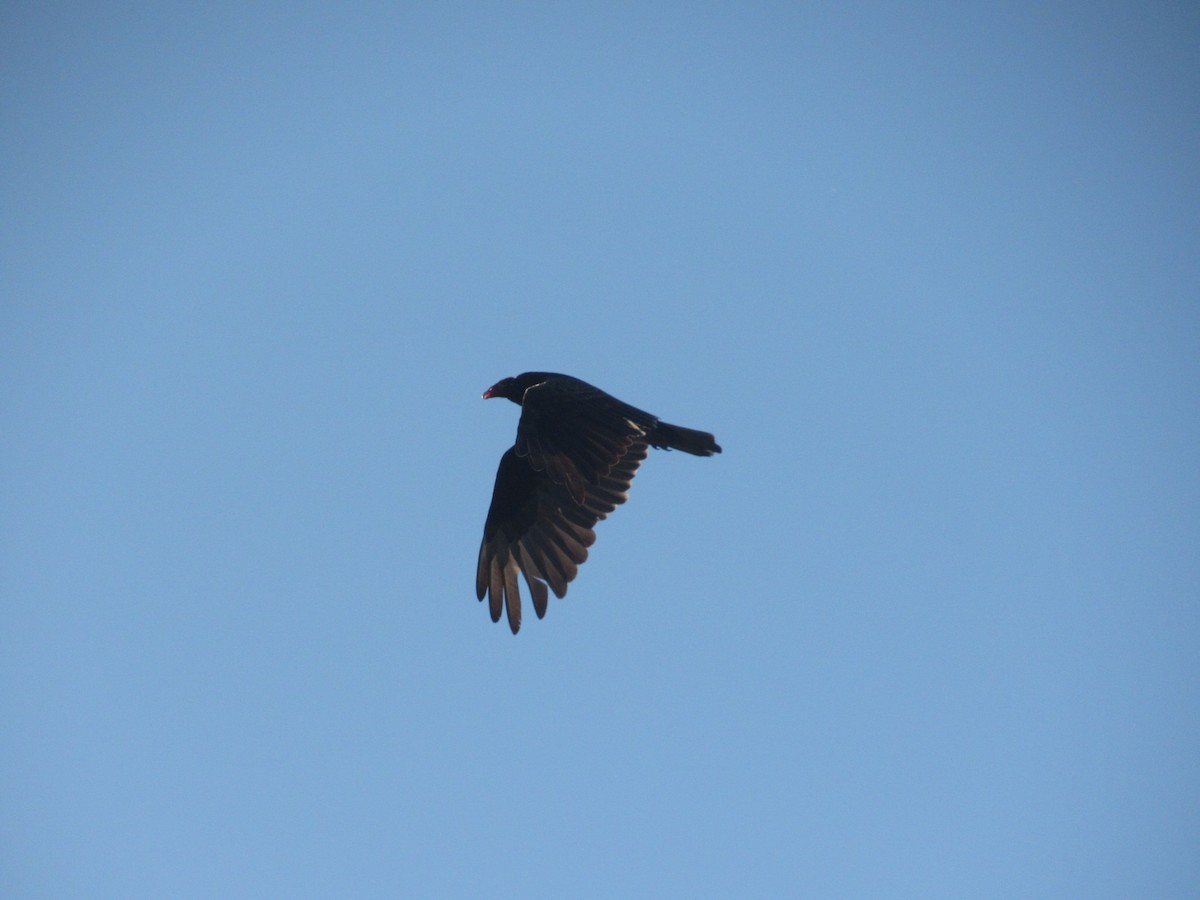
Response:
476,440,648,633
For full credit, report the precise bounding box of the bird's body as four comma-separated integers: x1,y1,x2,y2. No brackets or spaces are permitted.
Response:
477,372,720,633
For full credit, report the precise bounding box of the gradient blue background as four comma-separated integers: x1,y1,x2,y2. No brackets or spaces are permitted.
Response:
3,4,1198,897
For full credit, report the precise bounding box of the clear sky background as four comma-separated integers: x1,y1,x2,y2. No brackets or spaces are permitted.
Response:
3,3,1198,897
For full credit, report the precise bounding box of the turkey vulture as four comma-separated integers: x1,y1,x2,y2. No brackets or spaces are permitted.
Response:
476,372,721,633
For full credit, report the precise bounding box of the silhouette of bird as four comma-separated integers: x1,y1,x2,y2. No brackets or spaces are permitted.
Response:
477,372,721,632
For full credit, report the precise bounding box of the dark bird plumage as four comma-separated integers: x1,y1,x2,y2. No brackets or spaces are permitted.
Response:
476,372,721,633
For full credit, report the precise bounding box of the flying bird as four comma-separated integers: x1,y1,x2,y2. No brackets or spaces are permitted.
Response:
476,372,721,633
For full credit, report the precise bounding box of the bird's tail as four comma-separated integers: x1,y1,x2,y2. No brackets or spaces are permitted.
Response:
650,421,722,456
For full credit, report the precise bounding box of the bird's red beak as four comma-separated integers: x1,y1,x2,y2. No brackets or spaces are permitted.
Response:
482,385,497,399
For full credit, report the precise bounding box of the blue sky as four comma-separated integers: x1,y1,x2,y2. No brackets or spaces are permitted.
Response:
3,3,1198,897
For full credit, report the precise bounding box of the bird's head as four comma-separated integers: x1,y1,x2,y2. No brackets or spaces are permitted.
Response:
483,372,554,405
482,376,519,402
